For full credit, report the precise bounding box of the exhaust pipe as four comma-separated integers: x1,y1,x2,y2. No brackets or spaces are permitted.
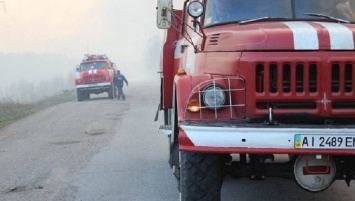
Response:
294,155,336,192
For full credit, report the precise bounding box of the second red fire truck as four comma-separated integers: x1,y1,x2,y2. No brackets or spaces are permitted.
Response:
74,54,117,101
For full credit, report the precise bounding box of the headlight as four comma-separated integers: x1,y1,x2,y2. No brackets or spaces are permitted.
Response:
202,85,225,110
187,1,204,18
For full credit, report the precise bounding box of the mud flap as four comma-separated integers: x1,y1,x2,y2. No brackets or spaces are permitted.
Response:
154,103,160,121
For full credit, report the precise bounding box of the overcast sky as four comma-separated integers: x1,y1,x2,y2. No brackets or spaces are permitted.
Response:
0,1,159,59
0,0,185,94
0,0,184,58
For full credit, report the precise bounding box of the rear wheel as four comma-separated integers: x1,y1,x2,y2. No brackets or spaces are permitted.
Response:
180,151,223,201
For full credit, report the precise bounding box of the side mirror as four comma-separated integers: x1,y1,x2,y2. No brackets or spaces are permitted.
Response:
156,0,172,29
76,65,79,71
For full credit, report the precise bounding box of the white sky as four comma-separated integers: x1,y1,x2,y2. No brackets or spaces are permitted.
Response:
0,0,185,91
0,0,161,60
0,0,184,58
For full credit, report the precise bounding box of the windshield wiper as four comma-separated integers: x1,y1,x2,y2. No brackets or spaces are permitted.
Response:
239,17,288,25
303,13,350,23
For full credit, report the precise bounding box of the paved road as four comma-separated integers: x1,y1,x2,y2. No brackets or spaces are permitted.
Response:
72,81,178,201
0,80,355,201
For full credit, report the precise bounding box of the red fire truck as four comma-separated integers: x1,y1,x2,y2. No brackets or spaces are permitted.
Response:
156,0,355,200
74,54,117,101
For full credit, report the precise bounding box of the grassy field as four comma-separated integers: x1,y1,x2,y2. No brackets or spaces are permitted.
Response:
0,90,76,129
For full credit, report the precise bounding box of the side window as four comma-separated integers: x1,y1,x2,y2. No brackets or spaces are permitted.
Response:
204,0,213,26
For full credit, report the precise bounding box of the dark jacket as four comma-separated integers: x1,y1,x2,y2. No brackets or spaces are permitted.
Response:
114,74,128,87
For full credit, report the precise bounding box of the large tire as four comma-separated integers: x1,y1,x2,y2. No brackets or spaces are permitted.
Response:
77,89,83,102
83,92,90,100
113,85,117,97
180,151,223,201
108,84,114,99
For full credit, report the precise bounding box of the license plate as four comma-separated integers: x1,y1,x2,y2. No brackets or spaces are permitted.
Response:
295,134,355,149
88,83,99,87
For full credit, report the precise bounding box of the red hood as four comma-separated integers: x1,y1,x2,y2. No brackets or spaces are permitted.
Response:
80,69,106,76
204,21,355,51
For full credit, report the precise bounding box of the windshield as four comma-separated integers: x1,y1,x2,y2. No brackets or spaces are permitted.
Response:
80,62,108,71
205,0,355,26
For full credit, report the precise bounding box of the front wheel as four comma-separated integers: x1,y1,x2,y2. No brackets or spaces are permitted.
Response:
83,92,90,100
108,84,115,99
113,85,117,97
180,151,223,201
77,89,83,102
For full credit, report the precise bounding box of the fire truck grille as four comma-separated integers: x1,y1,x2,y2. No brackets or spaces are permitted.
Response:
254,61,355,111
255,63,318,94
82,74,105,83
331,63,353,93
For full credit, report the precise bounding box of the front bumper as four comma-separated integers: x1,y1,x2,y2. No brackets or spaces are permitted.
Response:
179,122,355,155
76,82,111,91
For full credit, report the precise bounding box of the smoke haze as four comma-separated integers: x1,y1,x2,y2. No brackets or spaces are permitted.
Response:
0,0,185,101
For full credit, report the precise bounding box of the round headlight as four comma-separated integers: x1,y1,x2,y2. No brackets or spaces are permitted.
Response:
202,85,225,110
187,1,204,18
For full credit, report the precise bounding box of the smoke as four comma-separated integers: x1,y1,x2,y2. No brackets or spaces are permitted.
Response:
0,0,173,102
0,53,76,102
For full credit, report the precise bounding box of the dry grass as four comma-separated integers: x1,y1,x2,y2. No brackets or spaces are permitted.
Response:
0,90,76,129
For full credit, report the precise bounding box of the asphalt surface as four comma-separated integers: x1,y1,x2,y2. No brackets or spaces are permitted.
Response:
0,80,355,201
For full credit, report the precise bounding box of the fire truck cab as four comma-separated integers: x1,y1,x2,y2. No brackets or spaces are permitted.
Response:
74,54,117,101
156,0,355,200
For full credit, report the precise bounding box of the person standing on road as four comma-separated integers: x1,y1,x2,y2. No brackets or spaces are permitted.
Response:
114,70,128,101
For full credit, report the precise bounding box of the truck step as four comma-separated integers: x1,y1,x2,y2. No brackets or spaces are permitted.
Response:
159,125,172,135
